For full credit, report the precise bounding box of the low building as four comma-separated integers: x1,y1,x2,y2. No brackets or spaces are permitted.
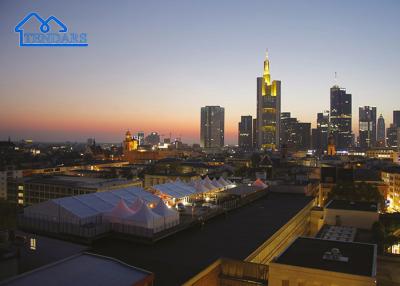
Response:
324,200,379,230
0,253,154,286
269,237,377,286
7,175,142,206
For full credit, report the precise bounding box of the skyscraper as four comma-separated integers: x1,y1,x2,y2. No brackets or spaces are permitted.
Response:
238,115,253,150
252,118,258,149
394,110,400,127
200,106,225,148
137,131,145,146
377,114,385,147
280,112,311,150
256,51,281,150
330,86,352,150
312,111,330,153
359,106,377,149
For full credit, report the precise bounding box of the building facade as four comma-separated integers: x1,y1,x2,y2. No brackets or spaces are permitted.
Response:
256,51,281,150
238,115,253,150
359,106,377,149
200,106,225,148
330,86,352,151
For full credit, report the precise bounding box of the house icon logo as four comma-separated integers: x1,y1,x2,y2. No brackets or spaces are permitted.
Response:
15,12,88,47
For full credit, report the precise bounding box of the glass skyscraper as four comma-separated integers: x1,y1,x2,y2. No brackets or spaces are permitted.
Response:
330,86,352,151
200,106,225,148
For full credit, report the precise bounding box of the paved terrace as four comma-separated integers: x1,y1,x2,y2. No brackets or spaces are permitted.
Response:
92,193,313,286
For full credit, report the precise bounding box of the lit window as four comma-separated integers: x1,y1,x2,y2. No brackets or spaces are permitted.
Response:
18,199,24,205
30,238,36,250
18,185,24,191
18,193,24,198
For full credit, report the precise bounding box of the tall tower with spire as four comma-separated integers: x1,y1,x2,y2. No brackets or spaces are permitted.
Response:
256,50,281,150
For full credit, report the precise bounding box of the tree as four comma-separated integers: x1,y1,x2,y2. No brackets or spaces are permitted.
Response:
327,182,385,211
250,153,261,168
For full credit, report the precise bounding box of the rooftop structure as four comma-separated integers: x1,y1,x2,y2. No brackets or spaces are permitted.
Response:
272,237,376,277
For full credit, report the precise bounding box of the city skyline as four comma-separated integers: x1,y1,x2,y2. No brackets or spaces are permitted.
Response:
1,1,400,144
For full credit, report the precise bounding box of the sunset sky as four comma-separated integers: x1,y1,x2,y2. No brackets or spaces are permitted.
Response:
1,0,399,144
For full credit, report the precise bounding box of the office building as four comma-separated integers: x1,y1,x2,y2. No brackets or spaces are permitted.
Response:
387,124,398,148
137,131,145,146
377,114,386,147
256,51,281,150
200,106,225,148
280,112,311,150
312,111,330,152
238,115,253,150
394,110,400,127
145,132,160,146
252,118,258,149
359,106,377,149
330,86,352,150
0,167,23,200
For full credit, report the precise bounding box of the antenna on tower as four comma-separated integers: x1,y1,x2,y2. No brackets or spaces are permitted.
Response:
334,72,338,86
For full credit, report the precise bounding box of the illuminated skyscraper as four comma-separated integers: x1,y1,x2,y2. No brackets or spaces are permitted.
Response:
377,114,385,147
238,115,253,150
330,86,352,151
256,51,281,150
200,106,225,148
359,106,376,148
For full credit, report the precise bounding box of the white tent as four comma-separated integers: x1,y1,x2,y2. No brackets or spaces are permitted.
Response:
218,177,229,187
124,202,164,232
195,182,209,194
202,180,217,191
212,178,224,188
103,200,135,223
152,199,180,228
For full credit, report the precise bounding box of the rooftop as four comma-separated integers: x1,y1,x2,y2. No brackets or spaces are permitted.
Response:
326,200,378,212
92,193,312,286
274,237,376,277
0,253,153,286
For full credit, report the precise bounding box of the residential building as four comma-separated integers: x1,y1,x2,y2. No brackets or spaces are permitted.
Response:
256,51,281,150
200,106,225,148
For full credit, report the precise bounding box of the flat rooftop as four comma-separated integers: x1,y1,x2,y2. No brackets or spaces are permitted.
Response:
274,237,376,277
326,200,378,212
1,253,153,286
92,193,312,286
